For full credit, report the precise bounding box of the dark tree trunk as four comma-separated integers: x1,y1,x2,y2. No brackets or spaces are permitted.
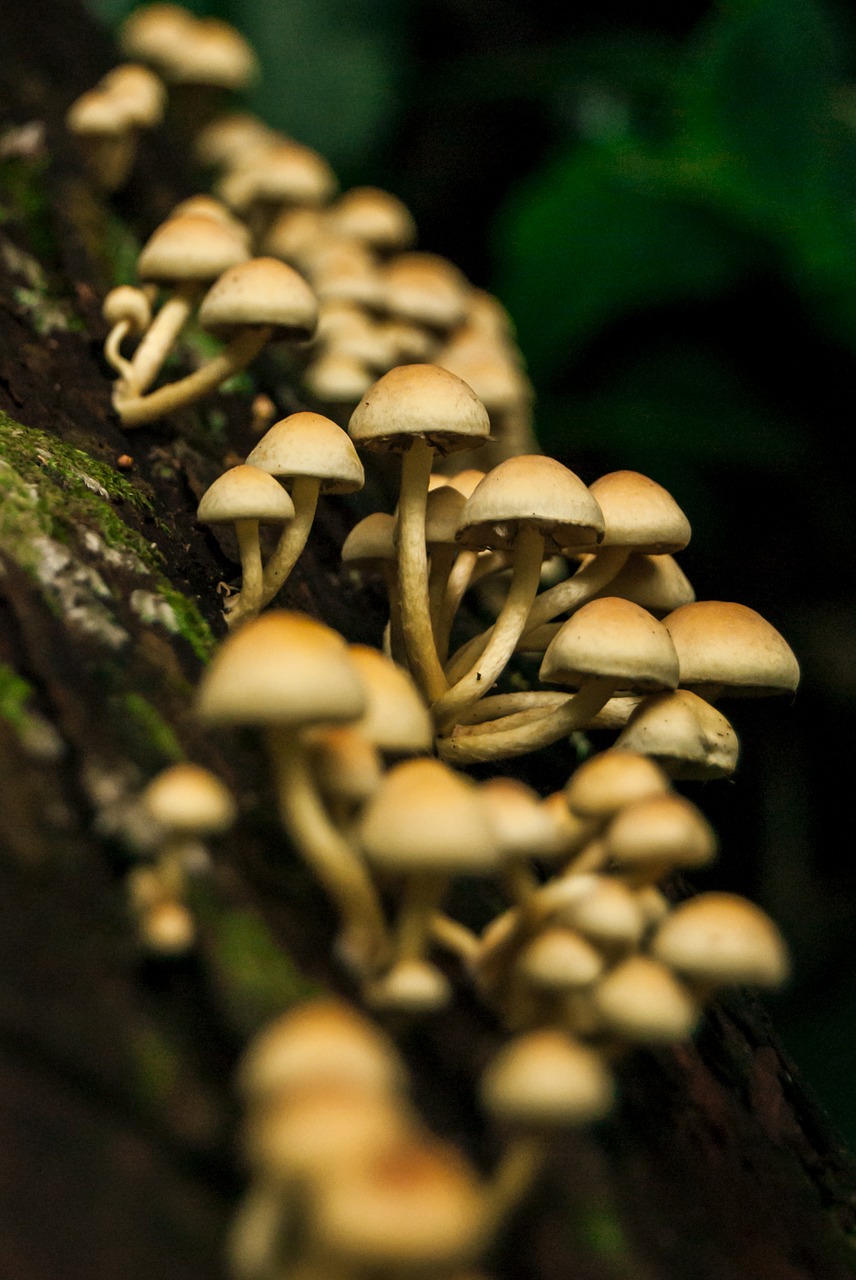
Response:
0,4,854,1279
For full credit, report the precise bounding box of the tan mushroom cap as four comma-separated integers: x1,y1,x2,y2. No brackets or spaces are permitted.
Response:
559,876,645,950
592,955,700,1042
309,1137,488,1271
194,112,275,169
66,88,135,137
308,725,382,805
246,1082,412,1184
199,257,318,341
615,689,740,780
99,63,166,128
223,140,337,210
326,186,417,252
565,749,671,819
480,777,566,861
347,645,434,753
167,194,249,238
137,214,250,283
304,351,375,402
481,1029,614,1126
237,998,405,1102
604,792,717,875
262,205,329,262
664,601,800,698
156,16,258,89
652,892,790,988
437,347,532,417
142,762,235,835
421,483,467,544
363,958,452,1013
349,363,490,455
197,464,296,525
457,455,605,553
195,610,366,728
445,468,487,499
382,252,470,331
306,239,387,311
358,757,498,874
102,285,152,332
245,412,364,494
588,552,696,616
518,926,604,991
540,597,680,694
119,4,195,64
587,471,691,554
341,512,397,567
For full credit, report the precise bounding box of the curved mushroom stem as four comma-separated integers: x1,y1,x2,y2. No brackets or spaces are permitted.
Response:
457,691,571,726
429,912,480,963
427,543,457,641
104,318,137,383
225,519,264,627
267,727,390,976
114,325,273,426
124,282,205,395
486,1134,550,1234
437,678,616,767
258,475,321,607
444,547,630,682
433,526,545,733
436,547,478,662
397,438,448,702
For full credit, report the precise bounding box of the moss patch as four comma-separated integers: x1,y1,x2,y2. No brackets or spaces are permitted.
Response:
121,692,184,764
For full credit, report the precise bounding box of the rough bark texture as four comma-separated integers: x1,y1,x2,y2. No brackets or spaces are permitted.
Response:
0,3,855,1278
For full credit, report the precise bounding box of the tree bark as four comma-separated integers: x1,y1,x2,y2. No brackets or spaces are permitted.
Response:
0,4,854,1278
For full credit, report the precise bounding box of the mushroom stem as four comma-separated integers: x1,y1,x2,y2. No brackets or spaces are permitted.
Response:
486,1134,550,1233
522,546,630,636
427,543,457,641
457,691,571,725
397,438,449,702
114,325,273,426
395,871,448,963
104,318,138,383
429,912,481,963
226,519,265,626
433,525,545,732
437,678,616,766
267,727,389,975
125,282,204,395
258,475,321,607
436,547,478,661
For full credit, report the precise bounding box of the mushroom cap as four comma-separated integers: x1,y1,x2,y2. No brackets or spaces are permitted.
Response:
664,601,800,698
195,611,365,728
587,471,691,554
194,111,274,169
222,140,336,210
604,792,717,875
199,257,318,341
358,757,498,874
102,284,152,333
66,88,135,137
99,63,166,128
262,205,329,263
437,346,532,417
615,689,740,780
564,749,670,819
326,186,417,252
347,645,434,754
341,513,397,567
119,4,195,65
156,16,258,89
518,926,604,991
363,958,452,1013
307,725,382,805
304,351,374,402
349,363,490,455
652,892,790,988
245,411,364,495
421,483,467,545
481,1029,614,1127
479,777,566,861
137,214,250,283
592,955,700,1043
142,762,235,835
306,239,386,311
197,464,296,525
540,597,680,694
237,998,405,1102
456,455,604,553
382,252,470,331
308,1137,488,1270
559,876,645,950
588,552,696,616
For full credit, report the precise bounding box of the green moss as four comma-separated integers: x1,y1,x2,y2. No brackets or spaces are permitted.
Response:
102,211,142,287
0,663,37,732
122,693,184,762
159,587,217,662
0,155,54,260
195,890,318,1037
577,1202,634,1265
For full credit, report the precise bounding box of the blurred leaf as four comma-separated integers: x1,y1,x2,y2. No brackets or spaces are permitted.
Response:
494,143,745,382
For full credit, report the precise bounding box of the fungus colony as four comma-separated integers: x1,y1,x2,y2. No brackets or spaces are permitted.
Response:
68,5,799,1278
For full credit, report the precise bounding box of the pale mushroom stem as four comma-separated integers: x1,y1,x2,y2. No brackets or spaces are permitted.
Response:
258,475,321,607
457,691,570,725
226,519,264,626
427,543,457,640
433,525,545,733
104,319,137,383
486,1135,550,1234
397,438,449,702
267,728,390,976
125,282,204,395
395,871,449,963
437,678,616,766
436,547,508,664
444,546,630,683
383,564,407,666
114,325,273,427
429,912,481,963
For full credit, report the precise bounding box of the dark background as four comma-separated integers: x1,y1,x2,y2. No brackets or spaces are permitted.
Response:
88,0,856,1145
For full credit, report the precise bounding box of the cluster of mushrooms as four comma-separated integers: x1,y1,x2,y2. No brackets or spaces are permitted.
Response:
65,5,800,1278
67,1,534,458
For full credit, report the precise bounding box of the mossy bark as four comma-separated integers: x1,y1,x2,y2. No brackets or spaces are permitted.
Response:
0,3,854,1279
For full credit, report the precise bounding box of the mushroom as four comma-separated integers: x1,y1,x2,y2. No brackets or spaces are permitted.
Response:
197,464,295,623
115,257,318,427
